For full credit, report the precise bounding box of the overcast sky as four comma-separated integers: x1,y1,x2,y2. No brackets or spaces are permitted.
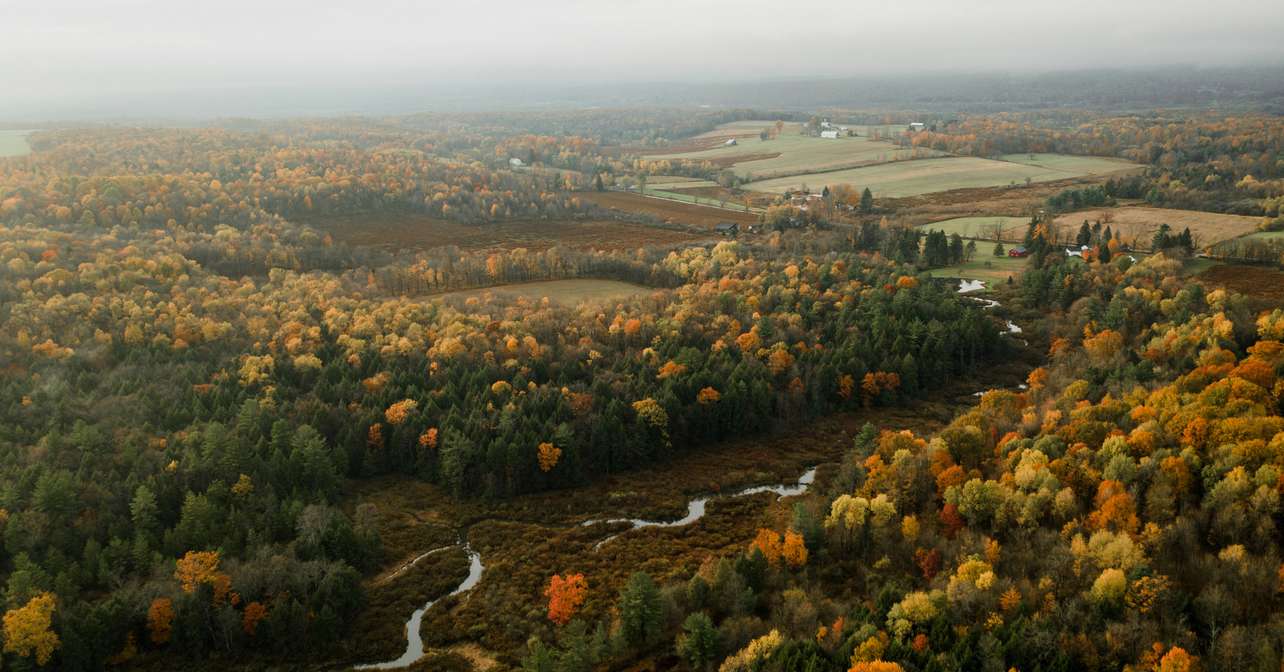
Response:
3,0,1283,119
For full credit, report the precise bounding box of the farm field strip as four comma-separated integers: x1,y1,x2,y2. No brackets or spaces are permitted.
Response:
579,191,759,229
646,179,719,190
645,123,939,179
744,154,1140,197
997,153,1140,174
643,188,762,213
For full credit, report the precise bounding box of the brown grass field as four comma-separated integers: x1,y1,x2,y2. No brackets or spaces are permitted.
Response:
580,190,760,229
1052,207,1263,250
886,178,1097,226
1198,263,1284,309
306,211,707,252
439,279,652,306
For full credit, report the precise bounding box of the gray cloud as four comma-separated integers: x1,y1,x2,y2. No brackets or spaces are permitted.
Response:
3,0,1282,118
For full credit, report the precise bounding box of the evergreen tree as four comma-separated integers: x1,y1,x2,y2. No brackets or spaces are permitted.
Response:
676,612,719,671
619,572,663,648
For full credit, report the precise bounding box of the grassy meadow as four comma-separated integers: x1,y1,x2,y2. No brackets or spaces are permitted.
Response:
998,152,1139,174
917,216,1030,242
926,255,1032,283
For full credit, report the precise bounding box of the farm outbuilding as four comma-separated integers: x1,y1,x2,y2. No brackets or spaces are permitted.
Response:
715,222,739,236
1008,246,1029,258
908,122,926,132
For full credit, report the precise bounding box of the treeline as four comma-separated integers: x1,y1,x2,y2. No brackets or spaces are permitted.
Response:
3,127,597,230
849,219,974,270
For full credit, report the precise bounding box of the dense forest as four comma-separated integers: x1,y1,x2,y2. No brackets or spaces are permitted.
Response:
0,123,1007,669
1,103,1282,671
523,252,1284,672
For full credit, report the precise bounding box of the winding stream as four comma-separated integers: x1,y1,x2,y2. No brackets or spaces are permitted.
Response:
581,467,817,549
956,279,1023,336
357,543,485,670
363,466,817,669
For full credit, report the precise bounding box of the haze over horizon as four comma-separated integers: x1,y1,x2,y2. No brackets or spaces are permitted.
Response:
4,0,1284,120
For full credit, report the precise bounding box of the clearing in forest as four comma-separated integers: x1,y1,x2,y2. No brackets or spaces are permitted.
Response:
744,154,1139,197
438,279,652,306
1198,263,1284,308
926,255,1033,283
306,211,706,252
1051,206,1263,249
580,190,758,229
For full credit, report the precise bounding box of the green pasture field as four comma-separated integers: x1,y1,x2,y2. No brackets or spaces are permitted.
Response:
927,255,1032,283
916,216,1030,242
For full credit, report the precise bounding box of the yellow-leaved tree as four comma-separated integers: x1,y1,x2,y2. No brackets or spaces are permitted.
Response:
3,592,60,665
175,550,232,604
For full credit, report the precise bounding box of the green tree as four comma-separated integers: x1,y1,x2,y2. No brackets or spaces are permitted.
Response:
676,612,719,671
859,187,874,213
619,571,662,648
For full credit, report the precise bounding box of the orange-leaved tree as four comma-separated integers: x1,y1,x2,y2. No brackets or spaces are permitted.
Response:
545,573,588,625
751,528,784,566
783,530,809,568
147,597,174,644
538,442,562,472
